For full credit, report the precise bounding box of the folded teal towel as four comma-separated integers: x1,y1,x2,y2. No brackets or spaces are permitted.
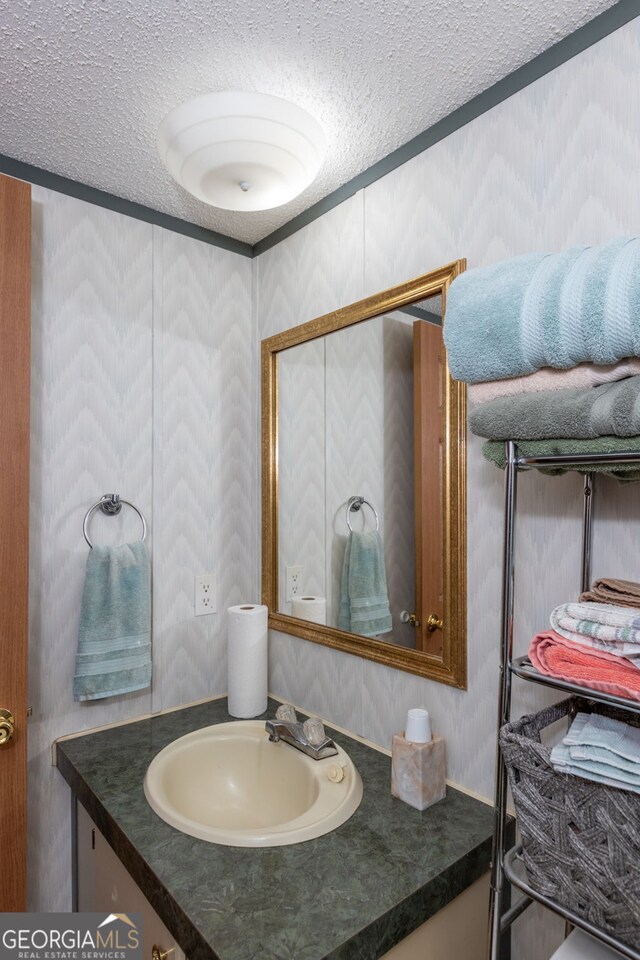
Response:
338,531,392,638
482,436,640,480
551,711,640,794
570,742,640,775
550,742,640,795
470,376,640,441
444,237,640,383
73,541,152,702
565,711,640,769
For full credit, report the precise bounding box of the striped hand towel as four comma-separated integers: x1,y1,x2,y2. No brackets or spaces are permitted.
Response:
73,541,152,701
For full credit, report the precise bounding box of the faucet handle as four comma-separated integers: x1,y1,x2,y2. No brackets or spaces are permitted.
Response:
303,717,327,746
275,703,298,723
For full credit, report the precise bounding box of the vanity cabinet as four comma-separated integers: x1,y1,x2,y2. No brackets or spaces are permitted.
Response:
77,800,487,960
59,698,499,960
76,803,185,960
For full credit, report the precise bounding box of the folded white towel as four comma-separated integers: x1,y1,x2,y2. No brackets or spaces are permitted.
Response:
550,928,629,959
550,601,640,657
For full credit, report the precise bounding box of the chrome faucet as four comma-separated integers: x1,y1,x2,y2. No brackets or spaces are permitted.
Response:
265,707,338,760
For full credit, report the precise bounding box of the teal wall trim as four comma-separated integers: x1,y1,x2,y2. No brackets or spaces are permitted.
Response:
253,0,640,256
2,0,637,259
0,154,253,258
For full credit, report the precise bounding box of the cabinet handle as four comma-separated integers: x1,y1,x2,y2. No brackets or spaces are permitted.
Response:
152,946,174,960
426,614,444,633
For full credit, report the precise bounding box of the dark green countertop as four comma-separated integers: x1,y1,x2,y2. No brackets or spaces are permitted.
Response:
56,698,497,960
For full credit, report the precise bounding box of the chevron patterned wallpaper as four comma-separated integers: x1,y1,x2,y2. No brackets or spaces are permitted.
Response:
277,339,326,612
28,187,253,912
23,15,640,956
257,17,640,959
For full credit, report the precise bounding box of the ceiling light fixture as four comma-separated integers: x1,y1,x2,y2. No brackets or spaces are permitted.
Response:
157,91,326,212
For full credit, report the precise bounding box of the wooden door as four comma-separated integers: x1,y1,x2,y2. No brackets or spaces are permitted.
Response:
0,173,31,911
413,320,444,656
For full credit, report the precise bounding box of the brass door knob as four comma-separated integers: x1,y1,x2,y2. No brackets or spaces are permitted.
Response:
0,709,15,745
151,947,174,960
400,610,420,628
426,614,444,633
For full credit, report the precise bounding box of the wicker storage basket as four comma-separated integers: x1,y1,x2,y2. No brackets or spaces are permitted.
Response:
500,696,640,947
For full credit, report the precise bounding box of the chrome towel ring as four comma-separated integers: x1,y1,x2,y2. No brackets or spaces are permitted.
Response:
83,494,147,548
346,496,380,533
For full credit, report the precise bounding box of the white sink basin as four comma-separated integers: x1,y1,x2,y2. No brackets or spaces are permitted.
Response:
143,720,363,847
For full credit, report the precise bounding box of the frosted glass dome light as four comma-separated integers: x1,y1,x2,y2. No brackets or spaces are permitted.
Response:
157,91,326,212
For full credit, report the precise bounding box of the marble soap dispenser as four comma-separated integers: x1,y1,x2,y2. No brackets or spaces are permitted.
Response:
391,709,446,811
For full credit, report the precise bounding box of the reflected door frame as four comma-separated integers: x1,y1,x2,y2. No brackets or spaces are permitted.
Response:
413,319,444,655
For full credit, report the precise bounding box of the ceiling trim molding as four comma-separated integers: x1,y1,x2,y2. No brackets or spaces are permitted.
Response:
0,153,254,258
1,0,637,260
253,0,640,256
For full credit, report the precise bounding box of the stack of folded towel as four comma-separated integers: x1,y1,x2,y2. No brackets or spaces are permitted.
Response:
528,578,640,702
443,237,640,476
550,711,640,795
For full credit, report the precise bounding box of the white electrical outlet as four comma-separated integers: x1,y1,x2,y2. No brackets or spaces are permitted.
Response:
195,574,216,616
285,565,303,603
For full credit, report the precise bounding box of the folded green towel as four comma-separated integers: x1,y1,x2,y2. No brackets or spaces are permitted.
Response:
73,541,152,701
338,531,392,638
470,375,640,440
482,436,640,479
443,237,640,383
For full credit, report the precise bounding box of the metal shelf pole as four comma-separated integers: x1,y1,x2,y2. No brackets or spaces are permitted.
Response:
581,473,594,594
488,441,519,960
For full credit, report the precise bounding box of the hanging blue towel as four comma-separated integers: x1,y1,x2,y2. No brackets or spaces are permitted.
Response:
338,531,392,638
443,237,640,383
73,541,152,702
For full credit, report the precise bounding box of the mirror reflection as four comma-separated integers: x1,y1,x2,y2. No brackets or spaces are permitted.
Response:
277,298,443,652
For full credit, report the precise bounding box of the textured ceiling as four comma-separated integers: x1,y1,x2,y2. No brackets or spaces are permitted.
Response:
1,0,619,245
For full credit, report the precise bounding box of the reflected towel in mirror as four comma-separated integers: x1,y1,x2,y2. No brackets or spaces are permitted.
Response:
338,531,392,638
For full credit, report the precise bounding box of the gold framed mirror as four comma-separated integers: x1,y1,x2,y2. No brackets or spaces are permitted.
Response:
261,259,467,687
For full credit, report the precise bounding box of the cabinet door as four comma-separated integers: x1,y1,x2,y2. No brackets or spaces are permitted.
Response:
380,874,489,960
77,803,185,960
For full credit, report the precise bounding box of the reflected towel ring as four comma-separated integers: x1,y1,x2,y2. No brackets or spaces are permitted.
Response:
346,496,380,533
83,494,147,548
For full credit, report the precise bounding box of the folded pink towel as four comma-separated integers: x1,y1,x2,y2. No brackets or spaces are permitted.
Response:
468,358,640,405
529,630,640,702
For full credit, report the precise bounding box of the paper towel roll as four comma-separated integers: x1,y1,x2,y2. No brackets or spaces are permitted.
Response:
227,604,268,718
291,596,326,625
